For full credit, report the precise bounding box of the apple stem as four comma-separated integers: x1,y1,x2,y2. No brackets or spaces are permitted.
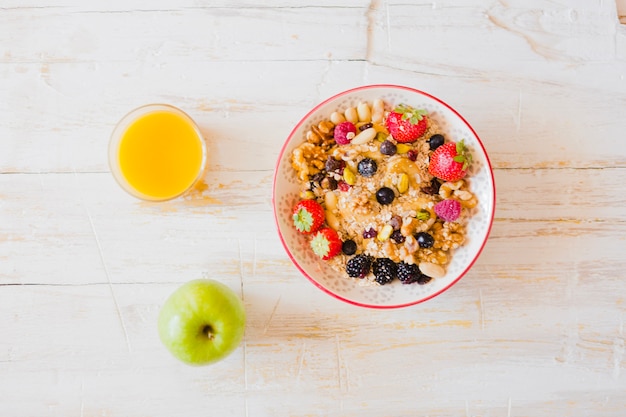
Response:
202,325,215,340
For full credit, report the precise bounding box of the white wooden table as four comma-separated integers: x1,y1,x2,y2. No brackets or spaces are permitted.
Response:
2,1,626,415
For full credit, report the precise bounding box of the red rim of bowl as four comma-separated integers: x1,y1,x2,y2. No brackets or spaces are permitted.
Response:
272,84,496,309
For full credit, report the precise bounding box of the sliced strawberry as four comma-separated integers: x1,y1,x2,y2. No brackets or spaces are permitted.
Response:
310,227,342,260
385,104,429,143
292,199,325,234
428,140,472,182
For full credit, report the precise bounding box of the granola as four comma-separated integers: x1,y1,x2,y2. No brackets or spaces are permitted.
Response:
290,99,477,286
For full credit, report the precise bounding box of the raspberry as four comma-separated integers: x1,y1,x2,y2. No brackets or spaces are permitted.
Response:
334,121,356,145
346,254,372,278
372,258,397,285
397,262,421,284
434,199,462,222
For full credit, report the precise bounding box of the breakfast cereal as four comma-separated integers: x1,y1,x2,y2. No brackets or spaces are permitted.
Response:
290,99,478,286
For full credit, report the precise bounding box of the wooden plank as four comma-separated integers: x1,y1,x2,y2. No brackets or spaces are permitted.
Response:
0,4,367,64
0,277,624,416
2,170,625,285
2,58,625,174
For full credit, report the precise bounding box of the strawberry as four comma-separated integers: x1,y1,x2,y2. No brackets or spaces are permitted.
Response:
385,104,429,143
292,199,325,234
310,227,342,260
428,140,472,182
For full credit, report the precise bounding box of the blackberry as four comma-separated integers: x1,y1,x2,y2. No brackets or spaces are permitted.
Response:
346,254,372,278
397,262,422,284
376,187,395,205
379,140,397,156
415,232,434,248
428,134,445,150
342,239,357,256
390,229,405,244
357,158,378,177
372,258,397,285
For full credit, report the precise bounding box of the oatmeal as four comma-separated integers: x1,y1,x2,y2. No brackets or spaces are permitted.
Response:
289,99,477,286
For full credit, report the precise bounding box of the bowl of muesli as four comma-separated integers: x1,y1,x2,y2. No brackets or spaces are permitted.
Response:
272,85,495,308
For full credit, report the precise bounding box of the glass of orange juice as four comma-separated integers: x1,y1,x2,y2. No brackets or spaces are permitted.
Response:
109,104,207,201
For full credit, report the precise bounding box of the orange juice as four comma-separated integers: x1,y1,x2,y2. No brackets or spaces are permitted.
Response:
110,105,206,201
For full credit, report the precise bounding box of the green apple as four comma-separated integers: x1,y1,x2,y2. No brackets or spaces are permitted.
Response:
158,279,246,366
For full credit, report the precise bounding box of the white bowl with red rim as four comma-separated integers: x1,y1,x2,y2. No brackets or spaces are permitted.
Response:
272,85,495,308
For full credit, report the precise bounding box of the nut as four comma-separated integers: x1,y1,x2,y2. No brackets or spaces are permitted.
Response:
377,224,393,241
357,101,372,123
419,262,445,278
318,120,335,135
344,107,358,124
343,166,356,185
396,144,411,154
350,127,377,145
397,173,409,194
330,112,346,125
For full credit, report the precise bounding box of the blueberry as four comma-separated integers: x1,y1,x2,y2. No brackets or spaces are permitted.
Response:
375,187,395,205
342,239,357,255
357,158,377,177
415,232,435,248
379,140,397,156
428,134,445,150
359,123,373,131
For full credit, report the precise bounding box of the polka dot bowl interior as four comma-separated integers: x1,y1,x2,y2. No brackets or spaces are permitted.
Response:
272,85,495,309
